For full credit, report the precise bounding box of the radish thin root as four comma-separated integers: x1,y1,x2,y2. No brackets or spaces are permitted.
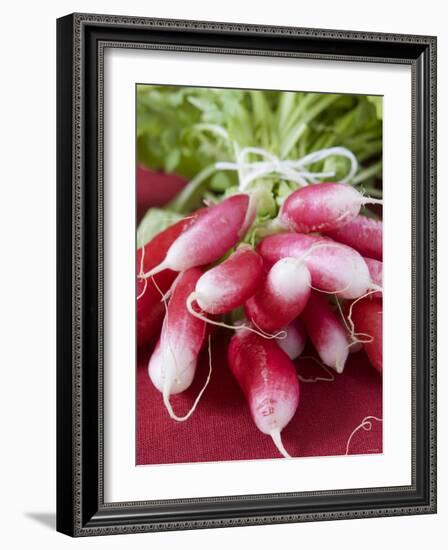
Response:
136,238,148,300
345,416,383,455
150,270,172,312
335,357,345,374
137,278,148,301
334,294,377,352
270,429,292,459
298,356,336,383
346,289,382,341
159,272,182,303
309,281,352,295
186,293,287,340
162,335,213,422
361,197,383,206
141,260,170,280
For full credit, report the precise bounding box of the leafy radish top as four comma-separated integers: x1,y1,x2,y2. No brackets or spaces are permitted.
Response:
137,87,382,245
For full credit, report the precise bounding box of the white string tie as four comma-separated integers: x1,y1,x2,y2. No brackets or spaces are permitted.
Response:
214,146,358,191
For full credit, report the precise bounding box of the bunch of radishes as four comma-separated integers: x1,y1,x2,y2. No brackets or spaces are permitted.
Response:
137,182,382,458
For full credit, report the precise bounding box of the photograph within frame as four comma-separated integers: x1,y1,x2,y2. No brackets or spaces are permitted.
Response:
135,84,384,466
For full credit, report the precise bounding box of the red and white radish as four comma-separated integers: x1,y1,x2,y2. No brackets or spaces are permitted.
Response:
141,194,250,278
244,258,311,332
258,233,374,300
279,182,382,233
364,257,383,299
189,245,263,315
325,215,383,261
277,318,307,360
227,328,300,458
149,267,208,420
137,215,199,347
349,299,383,373
302,291,350,373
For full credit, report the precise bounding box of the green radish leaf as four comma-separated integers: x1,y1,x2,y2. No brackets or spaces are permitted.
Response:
209,172,234,192
322,155,351,181
164,149,181,172
137,86,383,216
275,181,296,206
367,96,383,120
137,208,183,248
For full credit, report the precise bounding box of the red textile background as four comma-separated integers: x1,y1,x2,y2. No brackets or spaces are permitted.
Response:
136,333,382,465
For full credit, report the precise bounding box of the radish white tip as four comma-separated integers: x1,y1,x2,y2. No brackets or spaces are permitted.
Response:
162,335,213,422
270,430,292,459
141,261,169,280
335,359,345,374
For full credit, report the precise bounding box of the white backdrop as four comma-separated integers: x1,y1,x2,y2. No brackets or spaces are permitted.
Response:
0,1,445,549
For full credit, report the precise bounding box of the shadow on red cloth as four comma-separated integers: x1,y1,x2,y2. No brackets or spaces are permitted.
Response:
136,331,382,465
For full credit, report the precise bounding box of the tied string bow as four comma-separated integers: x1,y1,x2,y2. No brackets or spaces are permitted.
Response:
214,146,358,191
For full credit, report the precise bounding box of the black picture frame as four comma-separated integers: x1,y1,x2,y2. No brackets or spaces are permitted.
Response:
56,13,437,537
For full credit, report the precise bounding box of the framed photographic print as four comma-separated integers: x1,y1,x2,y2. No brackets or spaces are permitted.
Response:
56,13,437,537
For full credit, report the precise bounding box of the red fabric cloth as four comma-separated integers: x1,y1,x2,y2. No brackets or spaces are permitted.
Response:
136,333,382,465
137,165,186,223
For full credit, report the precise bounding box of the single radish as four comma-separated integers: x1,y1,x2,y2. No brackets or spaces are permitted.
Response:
279,182,382,233
141,194,250,279
227,328,300,458
302,291,350,373
325,215,383,261
364,257,383,299
137,215,200,347
189,245,264,315
258,233,374,300
278,318,307,360
258,233,320,267
349,299,383,373
149,267,208,420
244,258,311,332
